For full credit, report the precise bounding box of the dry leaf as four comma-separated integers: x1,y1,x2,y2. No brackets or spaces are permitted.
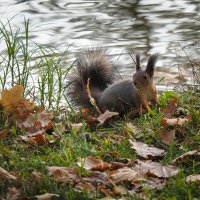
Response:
124,123,141,135
77,156,111,171
185,174,200,183
0,167,17,180
97,110,119,124
161,117,188,127
0,129,9,138
129,140,166,159
136,160,179,178
71,123,83,131
159,129,176,145
171,150,200,165
83,171,109,184
30,134,48,146
6,187,20,200
164,98,178,117
47,166,80,183
35,193,59,200
0,85,24,112
110,167,145,183
31,170,43,180
86,78,101,114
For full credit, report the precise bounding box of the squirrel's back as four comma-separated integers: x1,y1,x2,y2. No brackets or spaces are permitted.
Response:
69,50,158,115
69,49,114,107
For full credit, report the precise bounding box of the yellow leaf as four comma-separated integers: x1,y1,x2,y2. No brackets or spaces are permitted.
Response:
1,85,24,112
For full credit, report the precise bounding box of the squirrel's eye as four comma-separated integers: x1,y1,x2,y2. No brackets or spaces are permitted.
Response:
144,75,148,79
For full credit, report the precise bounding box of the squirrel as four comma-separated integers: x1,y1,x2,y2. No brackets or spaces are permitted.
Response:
69,49,159,115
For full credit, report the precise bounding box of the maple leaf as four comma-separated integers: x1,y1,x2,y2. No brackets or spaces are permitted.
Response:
0,85,24,112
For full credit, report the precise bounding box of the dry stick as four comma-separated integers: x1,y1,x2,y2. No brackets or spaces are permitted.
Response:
86,78,102,115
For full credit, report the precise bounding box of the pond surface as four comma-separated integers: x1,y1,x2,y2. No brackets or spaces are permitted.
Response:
0,0,200,86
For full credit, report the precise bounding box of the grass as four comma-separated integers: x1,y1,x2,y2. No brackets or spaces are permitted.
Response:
0,20,200,200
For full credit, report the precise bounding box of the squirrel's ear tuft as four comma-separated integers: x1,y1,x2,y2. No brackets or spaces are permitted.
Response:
136,54,141,71
145,54,158,77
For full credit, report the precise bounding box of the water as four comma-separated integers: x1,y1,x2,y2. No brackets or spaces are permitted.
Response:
0,0,200,86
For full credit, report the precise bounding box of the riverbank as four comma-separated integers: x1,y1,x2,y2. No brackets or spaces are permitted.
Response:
0,20,200,200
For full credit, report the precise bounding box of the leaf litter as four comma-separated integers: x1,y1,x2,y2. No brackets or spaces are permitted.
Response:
0,85,199,199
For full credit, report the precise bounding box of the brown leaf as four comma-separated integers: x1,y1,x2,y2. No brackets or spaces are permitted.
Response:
124,123,141,135
0,129,9,138
76,156,111,171
161,117,188,127
29,134,48,146
136,160,179,178
129,140,166,159
0,167,17,180
47,166,80,183
83,171,109,184
31,170,43,180
0,85,24,112
171,150,200,165
164,98,178,117
6,187,20,200
71,123,83,131
110,167,145,183
97,110,119,124
86,78,101,114
159,129,176,145
35,193,59,200
185,174,200,183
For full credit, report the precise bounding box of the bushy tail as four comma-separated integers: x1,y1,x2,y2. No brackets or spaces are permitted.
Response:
69,49,114,107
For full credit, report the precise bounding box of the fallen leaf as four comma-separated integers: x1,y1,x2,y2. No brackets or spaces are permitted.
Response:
164,98,178,117
161,117,188,127
136,160,179,178
83,171,109,184
185,174,200,183
0,129,9,138
124,122,141,135
35,193,59,200
159,129,176,145
71,123,83,131
0,85,24,112
29,134,48,146
0,167,17,180
76,156,111,171
75,181,96,192
97,110,119,124
6,187,20,200
31,170,43,180
129,140,166,159
86,78,101,114
47,166,80,183
171,150,200,165
110,167,145,183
